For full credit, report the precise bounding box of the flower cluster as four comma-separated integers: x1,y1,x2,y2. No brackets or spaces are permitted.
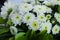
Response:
0,0,60,35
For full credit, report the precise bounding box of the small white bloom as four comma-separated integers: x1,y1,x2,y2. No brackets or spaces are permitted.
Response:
9,12,22,26
10,26,18,35
28,19,40,31
52,25,60,34
23,12,35,24
33,5,46,15
19,3,33,13
1,11,8,19
54,12,60,23
1,2,17,19
40,22,52,33
46,14,51,20
37,13,46,22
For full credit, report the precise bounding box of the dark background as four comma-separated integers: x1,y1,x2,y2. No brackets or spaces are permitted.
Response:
0,0,7,12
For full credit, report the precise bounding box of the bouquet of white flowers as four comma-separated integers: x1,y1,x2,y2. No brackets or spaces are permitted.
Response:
0,0,60,40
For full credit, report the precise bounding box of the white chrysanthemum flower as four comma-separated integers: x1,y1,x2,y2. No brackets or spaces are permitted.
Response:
33,5,46,15
37,13,46,22
9,13,22,26
1,11,8,19
28,19,40,31
23,12,35,24
54,12,60,23
46,14,51,20
10,26,18,35
1,2,17,19
40,22,52,33
52,25,60,34
19,3,33,13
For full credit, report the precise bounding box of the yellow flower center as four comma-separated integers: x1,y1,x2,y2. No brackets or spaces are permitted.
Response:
26,16,30,20
16,16,19,19
24,6,28,8
32,21,38,28
46,15,51,19
55,29,58,32
40,16,44,19
38,7,41,10
45,26,48,30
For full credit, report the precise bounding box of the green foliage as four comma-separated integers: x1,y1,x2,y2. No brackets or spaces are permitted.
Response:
0,26,53,40
25,30,53,40
58,6,60,13
7,8,13,14
7,19,12,26
9,37,14,40
0,17,6,24
26,30,37,40
15,32,27,40
0,26,9,35
37,30,53,40
0,25,53,40
0,32,12,40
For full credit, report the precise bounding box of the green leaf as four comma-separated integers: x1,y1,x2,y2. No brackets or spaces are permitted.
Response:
15,32,27,40
0,17,6,24
26,30,37,40
30,31,36,40
38,30,47,36
58,6,60,13
0,26,9,34
7,8,13,14
26,30,31,38
7,19,12,26
48,34,53,40
17,27,24,32
37,30,53,40
9,37,14,40
0,32,12,40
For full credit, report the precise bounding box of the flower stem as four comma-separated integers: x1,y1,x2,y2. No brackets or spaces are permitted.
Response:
35,0,38,5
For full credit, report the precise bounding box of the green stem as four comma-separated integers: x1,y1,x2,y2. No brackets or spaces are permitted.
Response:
29,30,35,40
35,0,38,5
31,30,34,34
